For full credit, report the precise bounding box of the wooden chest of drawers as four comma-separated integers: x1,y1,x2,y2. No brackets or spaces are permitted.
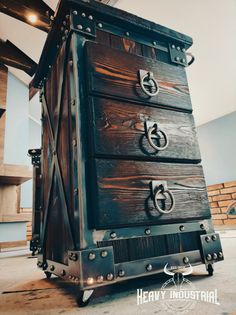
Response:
30,0,223,306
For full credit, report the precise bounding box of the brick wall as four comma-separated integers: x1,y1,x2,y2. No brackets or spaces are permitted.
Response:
208,180,236,226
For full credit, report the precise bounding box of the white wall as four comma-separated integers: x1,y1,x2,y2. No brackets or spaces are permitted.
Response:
115,0,236,126
197,111,236,185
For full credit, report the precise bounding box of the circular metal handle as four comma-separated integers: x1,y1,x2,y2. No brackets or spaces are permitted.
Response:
153,188,175,214
147,124,169,151
186,52,195,66
140,71,159,97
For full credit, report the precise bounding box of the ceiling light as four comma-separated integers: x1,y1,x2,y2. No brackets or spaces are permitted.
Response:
27,14,38,24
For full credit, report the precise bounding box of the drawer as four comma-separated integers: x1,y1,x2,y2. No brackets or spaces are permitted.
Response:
89,97,201,162
85,41,192,112
89,159,211,229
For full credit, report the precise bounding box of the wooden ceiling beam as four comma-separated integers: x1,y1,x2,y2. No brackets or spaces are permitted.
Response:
0,39,37,76
0,0,54,32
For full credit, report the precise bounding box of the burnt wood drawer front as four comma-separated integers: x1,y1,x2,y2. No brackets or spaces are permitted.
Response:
85,41,192,112
90,159,210,229
90,97,201,162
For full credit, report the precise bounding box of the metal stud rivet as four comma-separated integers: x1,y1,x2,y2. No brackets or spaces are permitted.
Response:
88,252,96,260
106,273,114,281
101,250,108,258
206,254,212,261
213,253,218,259
86,27,91,33
153,41,157,46
73,10,78,15
146,264,152,272
181,58,186,63
110,232,116,239
200,224,205,230
212,235,217,241
205,236,211,242
171,44,175,49
98,23,103,28
218,252,223,258
179,225,185,231
183,257,189,264
125,31,130,36
175,57,180,61
118,270,125,277
87,277,94,285
50,265,55,271
82,12,86,17
182,48,186,52
145,228,151,235
88,15,93,20
77,25,83,30
177,46,180,51
61,269,66,276
97,275,103,283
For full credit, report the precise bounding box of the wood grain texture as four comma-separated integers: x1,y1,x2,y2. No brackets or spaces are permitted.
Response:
86,41,192,112
90,97,201,162
91,159,210,229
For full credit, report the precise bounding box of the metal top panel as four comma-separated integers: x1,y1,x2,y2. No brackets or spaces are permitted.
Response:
33,0,193,87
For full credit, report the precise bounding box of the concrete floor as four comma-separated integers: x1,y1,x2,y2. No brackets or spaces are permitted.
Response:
0,232,236,315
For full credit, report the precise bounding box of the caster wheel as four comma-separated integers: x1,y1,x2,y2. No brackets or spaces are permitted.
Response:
76,289,94,307
44,271,52,279
207,264,214,276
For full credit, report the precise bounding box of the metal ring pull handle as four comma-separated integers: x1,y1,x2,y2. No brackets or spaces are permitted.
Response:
145,121,169,151
138,69,160,97
186,52,195,66
151,181,175,214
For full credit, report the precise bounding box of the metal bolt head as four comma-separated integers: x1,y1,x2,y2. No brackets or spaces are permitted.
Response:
97,275,104,283
88,15,93,20
88,252,96,260
86,27,91,33
118,270,125,277
110,232,117,239
82,12,86,17
175,56,180,61
218,252,223,258
206,254,212,261
171,44,175,49
73,10,78,15
77,24,83,30
183,256,189,264
212,235,217,241
205,236,211,242
145,228,151,235
50,265,55,271
179,225,185,231
87,277,94,285
106,273,114,281
98,23,103,28
200,224,205,230
146,264,152,272
213,253,218,259
61,269,66,276
101,250,108,258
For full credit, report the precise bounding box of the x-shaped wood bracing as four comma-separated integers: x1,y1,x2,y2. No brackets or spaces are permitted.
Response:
40,37,76,260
